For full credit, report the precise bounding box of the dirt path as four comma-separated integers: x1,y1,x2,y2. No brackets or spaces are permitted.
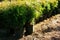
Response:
20,14,60,40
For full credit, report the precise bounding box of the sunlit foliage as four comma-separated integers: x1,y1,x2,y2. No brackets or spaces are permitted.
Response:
0,0,58,25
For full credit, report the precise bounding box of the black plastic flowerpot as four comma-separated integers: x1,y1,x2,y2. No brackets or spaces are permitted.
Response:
24,23,33,36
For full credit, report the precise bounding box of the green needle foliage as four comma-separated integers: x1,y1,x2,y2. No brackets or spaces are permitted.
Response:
0,4,35,29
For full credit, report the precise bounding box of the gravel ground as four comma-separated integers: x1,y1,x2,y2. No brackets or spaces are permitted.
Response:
20,14,60,40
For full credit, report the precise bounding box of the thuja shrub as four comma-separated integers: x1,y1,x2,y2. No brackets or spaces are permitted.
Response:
0,2,35,39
